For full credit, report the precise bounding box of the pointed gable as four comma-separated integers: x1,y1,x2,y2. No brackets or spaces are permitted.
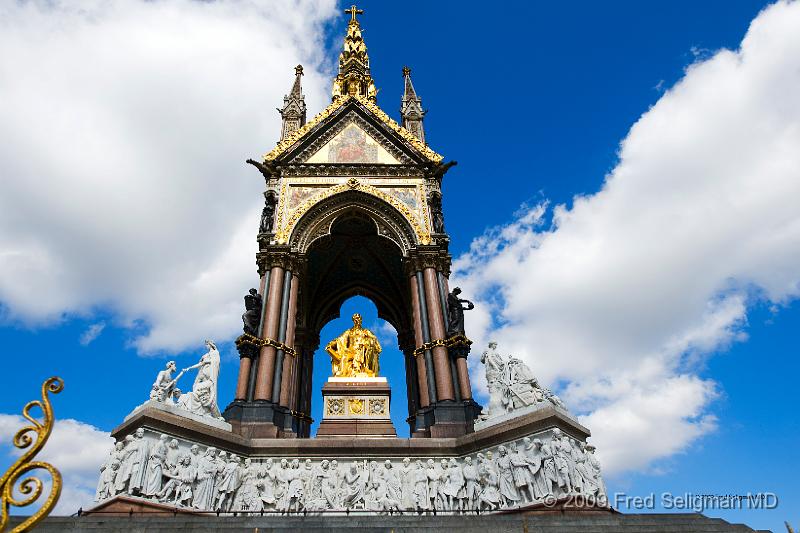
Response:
262,96,443,165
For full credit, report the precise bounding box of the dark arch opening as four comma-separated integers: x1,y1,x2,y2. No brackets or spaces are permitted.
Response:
309,296,410,437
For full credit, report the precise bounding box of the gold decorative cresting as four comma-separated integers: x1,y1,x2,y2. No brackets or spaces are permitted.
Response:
0,377,63,533
326,313,382,378
262,94,442,163
332,5,377,102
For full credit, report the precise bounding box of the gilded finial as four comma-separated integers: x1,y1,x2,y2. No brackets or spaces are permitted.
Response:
332,4,377,102
402,66,411,76
295,64,303,76
344,5,364,23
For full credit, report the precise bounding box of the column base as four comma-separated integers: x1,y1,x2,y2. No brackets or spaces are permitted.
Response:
222,399,306,439
415,398,483,438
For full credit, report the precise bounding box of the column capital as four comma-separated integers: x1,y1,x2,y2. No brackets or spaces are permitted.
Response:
256,247,306,276
404,246,451,276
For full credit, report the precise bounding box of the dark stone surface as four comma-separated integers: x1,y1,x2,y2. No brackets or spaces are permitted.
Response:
446,287,474,338
241,288,262,336
13,512,771,532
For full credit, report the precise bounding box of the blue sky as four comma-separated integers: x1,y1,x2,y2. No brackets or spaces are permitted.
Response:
1,1,798,530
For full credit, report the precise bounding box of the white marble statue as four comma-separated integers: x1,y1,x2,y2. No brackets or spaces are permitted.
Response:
176,340,222,420
150,361,184,403
95,426,607,514
480,342,570,420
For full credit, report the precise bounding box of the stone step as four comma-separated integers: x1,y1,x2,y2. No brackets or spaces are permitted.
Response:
11,512,770,532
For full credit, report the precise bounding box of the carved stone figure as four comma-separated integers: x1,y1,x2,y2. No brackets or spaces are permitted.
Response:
150,361,183,403
446,287,474,338
428,191,445,233
143,434,168,497
399,457,414,509
510,441,537,503
325,313,382,378
523,437,551,499
96,441,124,501
343,461,366,509
242,288,262,336
476,463,502,511
462,456,480,510
193,447,217,509
443,458,465,510
95,428,606,514
495,445,520,507
480,342,570,420
259,191,277,233
177,340,222,420
585,444,607,499
126,428,149,495
481,342,509,417
551,429,573,494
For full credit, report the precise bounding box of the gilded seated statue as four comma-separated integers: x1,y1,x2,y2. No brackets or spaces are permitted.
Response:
325,313,381,378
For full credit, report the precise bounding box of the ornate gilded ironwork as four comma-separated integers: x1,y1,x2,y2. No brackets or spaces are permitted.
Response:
275,177,431,245
235,333,296,357
331,5,377,102
0,377,63,533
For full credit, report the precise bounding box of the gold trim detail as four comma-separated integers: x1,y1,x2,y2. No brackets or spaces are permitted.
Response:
236,333,296,357
0,377,63,533
275,178,431,246
413,334,472,357
262,95,442,163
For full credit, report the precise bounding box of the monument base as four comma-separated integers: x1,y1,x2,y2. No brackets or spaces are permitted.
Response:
316,377,396,438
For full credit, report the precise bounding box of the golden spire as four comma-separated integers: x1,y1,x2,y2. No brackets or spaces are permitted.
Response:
332,5,377,102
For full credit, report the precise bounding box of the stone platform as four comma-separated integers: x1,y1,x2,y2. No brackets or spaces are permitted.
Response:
13,512,770,532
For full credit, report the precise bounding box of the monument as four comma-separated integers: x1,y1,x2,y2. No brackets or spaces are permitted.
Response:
87,6,607,516
61,9,765,531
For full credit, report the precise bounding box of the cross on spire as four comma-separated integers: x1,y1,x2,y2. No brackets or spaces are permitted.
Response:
344,5,363,23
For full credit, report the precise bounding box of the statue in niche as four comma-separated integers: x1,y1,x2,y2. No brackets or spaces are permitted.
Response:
428,191,445,234
259,191,277,234
325,313,382,378
177,340,222,420
242,288,262,336
446,287,474,338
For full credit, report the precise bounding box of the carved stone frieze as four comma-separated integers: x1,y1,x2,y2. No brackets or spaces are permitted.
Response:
282,164,421,177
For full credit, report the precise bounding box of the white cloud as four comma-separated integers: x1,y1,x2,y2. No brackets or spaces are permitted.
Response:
0,0,338,353
455,0,800,475
79,321,106,346
0,414,112,515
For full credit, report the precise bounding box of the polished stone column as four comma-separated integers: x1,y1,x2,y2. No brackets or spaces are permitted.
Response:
423,267,455,401
234,273,269,401
279,272,300,408
271,270,293,403
409,274,431,407
253,265,284,401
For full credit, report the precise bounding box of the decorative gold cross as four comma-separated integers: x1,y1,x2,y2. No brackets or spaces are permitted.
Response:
344,5,363,22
